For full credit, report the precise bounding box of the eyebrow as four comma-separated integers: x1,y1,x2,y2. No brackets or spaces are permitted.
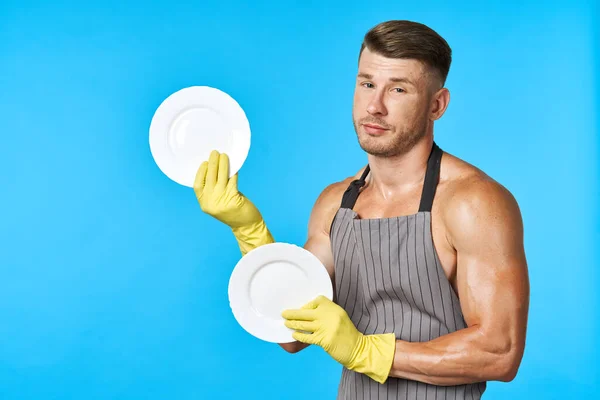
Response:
357,72,415,86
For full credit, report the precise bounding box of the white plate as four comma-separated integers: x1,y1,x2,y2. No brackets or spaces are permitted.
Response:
149,86,251,187
228,243,333,343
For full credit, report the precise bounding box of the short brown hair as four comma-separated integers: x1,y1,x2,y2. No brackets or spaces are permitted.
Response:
359,20,452,87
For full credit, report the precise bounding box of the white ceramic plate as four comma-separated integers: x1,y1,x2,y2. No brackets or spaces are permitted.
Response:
149,86,251,187
228,243,334,343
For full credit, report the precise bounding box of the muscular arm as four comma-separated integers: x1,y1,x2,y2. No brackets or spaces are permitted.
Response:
278,182,344,354
388,180,530,385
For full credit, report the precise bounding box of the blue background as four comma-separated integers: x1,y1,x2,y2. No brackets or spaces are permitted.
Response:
1,0,598,398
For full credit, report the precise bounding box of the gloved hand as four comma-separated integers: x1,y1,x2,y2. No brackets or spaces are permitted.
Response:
282,295,396,384
194,150,274,256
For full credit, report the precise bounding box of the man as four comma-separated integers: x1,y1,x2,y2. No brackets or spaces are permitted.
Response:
194,20,529,400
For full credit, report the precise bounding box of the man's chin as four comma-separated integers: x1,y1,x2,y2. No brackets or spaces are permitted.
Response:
358,140,394,157
358,137,421,158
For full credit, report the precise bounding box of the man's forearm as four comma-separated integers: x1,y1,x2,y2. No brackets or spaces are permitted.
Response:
279,341,310,354
388,325,519,386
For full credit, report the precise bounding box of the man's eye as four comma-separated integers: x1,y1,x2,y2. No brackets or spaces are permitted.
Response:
362,82,374,88
393,88,405,93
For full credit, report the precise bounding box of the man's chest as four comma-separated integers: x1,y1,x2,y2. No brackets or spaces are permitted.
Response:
351,189,459,293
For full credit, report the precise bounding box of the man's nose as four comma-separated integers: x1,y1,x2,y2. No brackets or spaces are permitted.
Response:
366,92,387,116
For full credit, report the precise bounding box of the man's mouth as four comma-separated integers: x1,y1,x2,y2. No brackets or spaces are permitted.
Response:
363,123,389,134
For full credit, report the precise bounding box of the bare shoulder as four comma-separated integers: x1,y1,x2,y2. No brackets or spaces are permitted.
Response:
437,151,524,246
309,166,368,236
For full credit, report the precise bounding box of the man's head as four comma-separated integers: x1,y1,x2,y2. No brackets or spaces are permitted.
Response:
353,20,452,157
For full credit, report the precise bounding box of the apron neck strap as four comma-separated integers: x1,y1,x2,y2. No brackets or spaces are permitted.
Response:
340,142,443,212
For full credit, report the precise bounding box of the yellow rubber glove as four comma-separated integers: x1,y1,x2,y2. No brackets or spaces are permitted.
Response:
193,150,275,256
282,295,396,384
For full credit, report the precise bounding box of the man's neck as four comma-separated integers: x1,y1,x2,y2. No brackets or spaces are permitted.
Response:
366,137,434,199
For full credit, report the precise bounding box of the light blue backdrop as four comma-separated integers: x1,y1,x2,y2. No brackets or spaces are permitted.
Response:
1,0,598,399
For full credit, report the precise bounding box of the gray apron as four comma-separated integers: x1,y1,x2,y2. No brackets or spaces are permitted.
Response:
331,143,486,399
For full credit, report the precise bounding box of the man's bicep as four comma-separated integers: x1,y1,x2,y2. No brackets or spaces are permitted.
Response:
305,232,334,276
449,181,529,356
304,212,335,294
303,182,344,295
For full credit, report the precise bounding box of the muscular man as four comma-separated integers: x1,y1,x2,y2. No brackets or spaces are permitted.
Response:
194,20,529,400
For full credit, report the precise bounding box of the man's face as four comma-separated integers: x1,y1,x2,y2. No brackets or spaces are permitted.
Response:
353,47,437,157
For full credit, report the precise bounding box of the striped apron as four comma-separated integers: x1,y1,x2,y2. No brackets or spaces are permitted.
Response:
330,143,487,399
